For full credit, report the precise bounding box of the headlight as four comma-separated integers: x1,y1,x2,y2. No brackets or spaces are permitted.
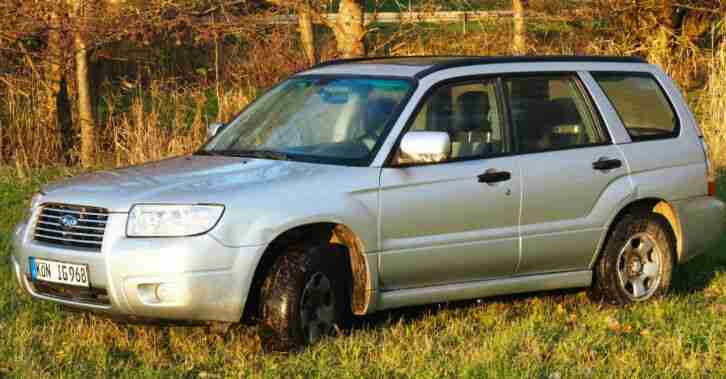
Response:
126,204,225,237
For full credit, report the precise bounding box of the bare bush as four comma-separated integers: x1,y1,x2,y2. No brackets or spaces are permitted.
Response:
1,1,724,176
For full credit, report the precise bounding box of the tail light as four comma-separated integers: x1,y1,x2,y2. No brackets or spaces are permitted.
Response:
699,137,716,196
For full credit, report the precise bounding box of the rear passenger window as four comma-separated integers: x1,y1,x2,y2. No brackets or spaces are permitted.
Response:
503,75,606,154
592,72,678,141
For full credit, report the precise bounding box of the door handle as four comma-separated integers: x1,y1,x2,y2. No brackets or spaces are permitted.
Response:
478,169,511,184
592,158,622,171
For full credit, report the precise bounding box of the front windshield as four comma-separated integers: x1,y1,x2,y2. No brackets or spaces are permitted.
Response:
202,76,414,165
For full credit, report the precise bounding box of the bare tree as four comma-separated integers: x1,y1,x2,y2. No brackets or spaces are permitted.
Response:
329,0,366,58
512,0,525,54
268,0,367,59
69,0,95,167
298,2,317,65
266,0,318,64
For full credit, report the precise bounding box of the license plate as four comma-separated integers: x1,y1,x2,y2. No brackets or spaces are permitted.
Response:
29,257,90,288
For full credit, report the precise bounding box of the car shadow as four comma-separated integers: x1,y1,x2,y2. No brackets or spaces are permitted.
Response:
669,238,726,295
349,287,584,331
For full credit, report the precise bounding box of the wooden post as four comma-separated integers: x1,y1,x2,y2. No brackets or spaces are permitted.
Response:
512,0,526,55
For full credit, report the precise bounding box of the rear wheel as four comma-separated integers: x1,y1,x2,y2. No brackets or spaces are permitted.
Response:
258,243,351,351
591,213,675,304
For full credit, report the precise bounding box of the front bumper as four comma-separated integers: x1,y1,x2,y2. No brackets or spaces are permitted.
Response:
11,213,267,322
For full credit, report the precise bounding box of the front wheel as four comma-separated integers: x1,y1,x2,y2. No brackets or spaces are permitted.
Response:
258,243,351,351
590,213,675,304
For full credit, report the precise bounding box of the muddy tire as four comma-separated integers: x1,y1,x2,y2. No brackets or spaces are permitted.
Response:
590,212,675,305
258,243,351,351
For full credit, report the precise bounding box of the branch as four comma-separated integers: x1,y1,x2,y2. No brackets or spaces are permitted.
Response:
673,3,722,14
307,8,341,34
0,75,30,97
266,0,342,36
195,0,247,16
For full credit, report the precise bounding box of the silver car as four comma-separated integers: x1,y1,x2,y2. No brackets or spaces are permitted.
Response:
11,56,726,350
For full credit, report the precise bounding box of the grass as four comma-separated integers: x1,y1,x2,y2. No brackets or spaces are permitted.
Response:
1,170,725,378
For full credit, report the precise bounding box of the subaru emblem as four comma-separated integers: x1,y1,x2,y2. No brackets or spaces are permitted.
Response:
60,214,79,230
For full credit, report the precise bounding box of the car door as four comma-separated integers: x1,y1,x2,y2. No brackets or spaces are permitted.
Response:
502,73,630,275
378,78,521,290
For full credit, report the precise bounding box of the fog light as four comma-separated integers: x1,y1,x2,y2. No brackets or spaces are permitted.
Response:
155,283,179,303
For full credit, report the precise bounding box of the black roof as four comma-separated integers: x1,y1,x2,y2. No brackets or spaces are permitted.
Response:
312,55,647,79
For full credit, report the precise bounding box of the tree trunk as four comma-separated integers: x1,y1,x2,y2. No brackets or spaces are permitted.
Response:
75,34,95,168
298,6,317,65
334,0,366,58
266,0,366,59
512,0,526,54
45,8,63,160
71,0,95,167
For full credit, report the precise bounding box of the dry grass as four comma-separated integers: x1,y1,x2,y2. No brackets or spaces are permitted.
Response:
1,16,725,174
0,22,298,176
0,76,62,177
108,84,250,167
698,35,726,172
645,27,704,91
1,80,252,177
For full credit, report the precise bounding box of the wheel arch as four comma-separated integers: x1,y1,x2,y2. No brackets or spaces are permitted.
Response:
592,197,683,268
243,222,373,319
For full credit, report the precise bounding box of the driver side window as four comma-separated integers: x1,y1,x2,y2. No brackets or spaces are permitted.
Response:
410,80,506,161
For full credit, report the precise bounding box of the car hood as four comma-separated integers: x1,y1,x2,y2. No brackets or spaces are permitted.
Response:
40,155,347,212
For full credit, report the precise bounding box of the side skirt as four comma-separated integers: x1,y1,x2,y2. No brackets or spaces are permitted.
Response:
377,270,592,311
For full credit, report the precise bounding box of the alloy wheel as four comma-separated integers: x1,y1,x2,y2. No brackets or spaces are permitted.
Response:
616,232,663,301
299,272,336,344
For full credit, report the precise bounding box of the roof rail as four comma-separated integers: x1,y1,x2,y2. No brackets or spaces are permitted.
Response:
309,55,647,78
413,55,647,78
310,55,447,69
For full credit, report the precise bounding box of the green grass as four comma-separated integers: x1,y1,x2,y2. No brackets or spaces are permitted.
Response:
1,171,725,378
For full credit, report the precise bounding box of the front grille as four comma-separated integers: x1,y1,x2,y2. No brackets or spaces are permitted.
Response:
34,203,109,251
32,280,110,306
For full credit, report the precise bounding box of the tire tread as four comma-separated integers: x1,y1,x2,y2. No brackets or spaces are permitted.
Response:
258,243,350,351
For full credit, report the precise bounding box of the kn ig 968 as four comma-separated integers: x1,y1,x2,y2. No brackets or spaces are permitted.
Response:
12,56,726,350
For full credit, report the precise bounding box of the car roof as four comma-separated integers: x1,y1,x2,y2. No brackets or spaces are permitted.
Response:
299,55,647,79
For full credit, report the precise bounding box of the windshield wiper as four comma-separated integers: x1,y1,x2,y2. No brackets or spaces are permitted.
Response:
228,149,290,160
195,149,289,161
193,150,223,156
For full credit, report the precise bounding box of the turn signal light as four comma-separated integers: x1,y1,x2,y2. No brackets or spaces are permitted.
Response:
699,137,716,197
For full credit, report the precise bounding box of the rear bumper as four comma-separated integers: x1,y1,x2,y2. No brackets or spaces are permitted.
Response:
11,215,267,322
673,196,726,263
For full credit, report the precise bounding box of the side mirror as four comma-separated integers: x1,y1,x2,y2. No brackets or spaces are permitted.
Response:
207,122,225,139
396,131,451,165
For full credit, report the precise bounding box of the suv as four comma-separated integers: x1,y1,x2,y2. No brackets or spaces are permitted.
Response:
11,56,725,350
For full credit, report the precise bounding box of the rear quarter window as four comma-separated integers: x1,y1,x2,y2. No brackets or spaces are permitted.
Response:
591,72,679,141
